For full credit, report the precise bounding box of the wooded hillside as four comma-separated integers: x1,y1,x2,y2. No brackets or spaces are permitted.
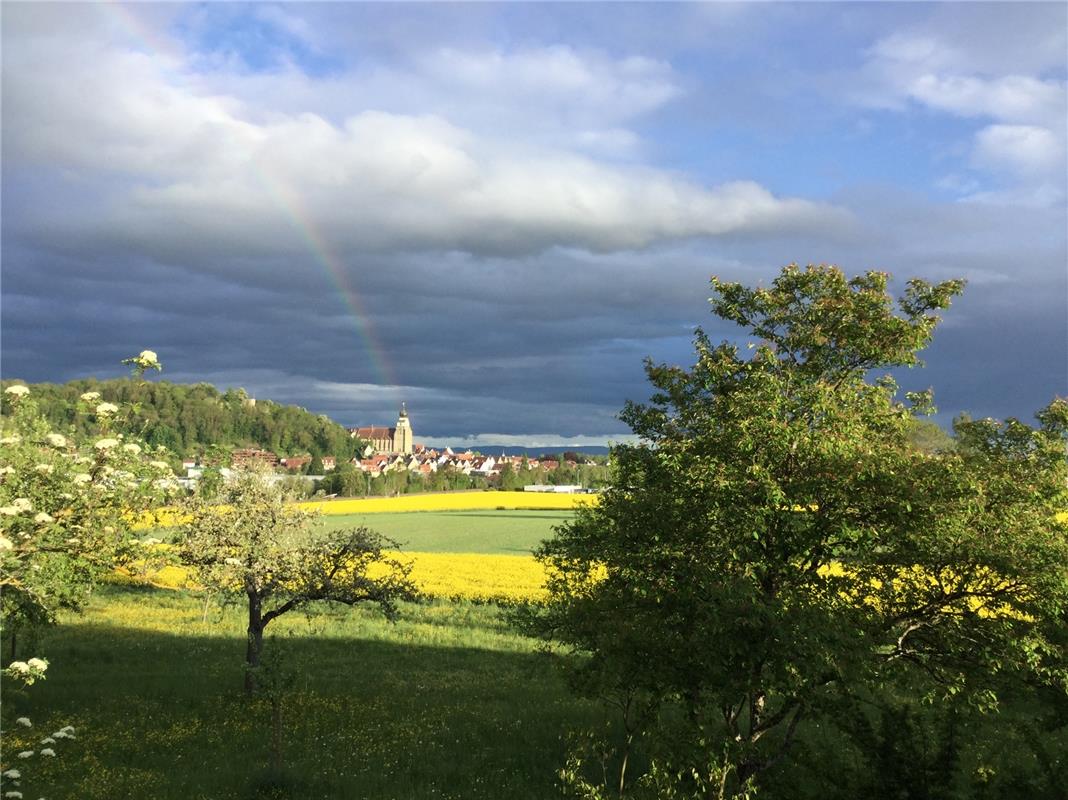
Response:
5,378,362,460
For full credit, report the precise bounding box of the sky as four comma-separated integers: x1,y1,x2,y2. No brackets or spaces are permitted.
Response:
2,2,1066,447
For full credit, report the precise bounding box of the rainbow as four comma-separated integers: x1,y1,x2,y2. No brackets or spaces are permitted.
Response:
98,2,400,391
250,172,401,389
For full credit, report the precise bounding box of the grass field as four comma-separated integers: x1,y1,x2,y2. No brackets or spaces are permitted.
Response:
11,586,1065,800
5,586,602,800
316,510,570,554
127,511,569,602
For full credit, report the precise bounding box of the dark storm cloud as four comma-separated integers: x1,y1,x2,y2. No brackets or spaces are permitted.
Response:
2,3,1065,442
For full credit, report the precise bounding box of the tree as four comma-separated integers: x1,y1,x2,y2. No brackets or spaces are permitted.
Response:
907,418,955,454
524,265,1068,798
1,372,175,656
175,468,418,695
498,462,522,491
2,354,174,800
306,454,324,475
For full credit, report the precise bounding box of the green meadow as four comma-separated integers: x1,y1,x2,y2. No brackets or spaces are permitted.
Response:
6,509,1065,799
6,585,602,800
7,587,1066,800
315,510,571,554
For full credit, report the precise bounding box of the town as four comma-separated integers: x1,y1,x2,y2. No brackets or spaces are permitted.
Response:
181,404,603,492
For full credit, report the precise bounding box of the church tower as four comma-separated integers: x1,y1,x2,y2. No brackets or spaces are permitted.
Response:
393,403,413,454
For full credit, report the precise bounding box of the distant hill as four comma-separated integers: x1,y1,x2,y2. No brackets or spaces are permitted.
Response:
3,378,364,461
435,444,612,458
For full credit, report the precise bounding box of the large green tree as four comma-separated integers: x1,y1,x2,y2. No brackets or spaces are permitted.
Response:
525,265,1068,798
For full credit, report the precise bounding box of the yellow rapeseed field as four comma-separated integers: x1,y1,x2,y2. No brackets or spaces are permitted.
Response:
301,491,594,514
125,504,1065,606
136,491,593,528
399,552,546,603
117,551,549,603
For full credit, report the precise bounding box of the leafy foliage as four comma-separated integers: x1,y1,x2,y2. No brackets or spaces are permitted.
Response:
1,378,364,461
1,385,175,651
524,264,1068,798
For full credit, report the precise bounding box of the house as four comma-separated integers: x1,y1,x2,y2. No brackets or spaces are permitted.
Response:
231,448,279,468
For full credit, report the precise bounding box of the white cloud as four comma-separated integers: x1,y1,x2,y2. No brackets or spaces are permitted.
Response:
185,40,682,157
858,19,1066,205
4,19,851,262
423,46,682,122
972,124,1062,176
908,74,1064,127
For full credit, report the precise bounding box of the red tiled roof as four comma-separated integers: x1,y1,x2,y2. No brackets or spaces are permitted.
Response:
354,426,396,438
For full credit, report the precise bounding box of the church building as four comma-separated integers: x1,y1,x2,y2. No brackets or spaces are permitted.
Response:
350,404,414,454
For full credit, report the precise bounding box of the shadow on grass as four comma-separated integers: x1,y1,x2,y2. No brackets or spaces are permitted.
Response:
11,585,597,800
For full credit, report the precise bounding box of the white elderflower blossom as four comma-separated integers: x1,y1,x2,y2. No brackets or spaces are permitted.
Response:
224,557,243,566
16,751,33,759
149,460,170,470
26,658,47,671
140,537,162,546
51,731,68,740
1,436,22,445
0,506,18,516
5,791,24,799
59,726,74,735
39,749,55,757
4,385,29,397
6,661,30,674
12,498,32,513
138,350,159,365
40,737,55,745
122,443,141,455
34,464,54,474
80,391,101,402
1,769,19,779
94,438,119,450
0,465,14,475
45,433,67,448
0,536,14,550
72,473,92,484
34,513,54,525
15,717,32,727
95,403,119,416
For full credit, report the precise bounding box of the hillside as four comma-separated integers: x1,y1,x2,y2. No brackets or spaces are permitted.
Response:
5,378,362,460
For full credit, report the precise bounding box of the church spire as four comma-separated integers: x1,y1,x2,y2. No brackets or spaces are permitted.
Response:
394,402,413,454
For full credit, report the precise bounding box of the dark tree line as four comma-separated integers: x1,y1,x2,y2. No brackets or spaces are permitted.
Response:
8,378,364,462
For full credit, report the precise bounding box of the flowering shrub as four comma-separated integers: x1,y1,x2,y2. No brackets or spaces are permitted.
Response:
0,658,80,799
1,384,177,639
1,356,176,799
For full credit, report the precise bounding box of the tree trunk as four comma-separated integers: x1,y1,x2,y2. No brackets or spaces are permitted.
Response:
245,590,263,696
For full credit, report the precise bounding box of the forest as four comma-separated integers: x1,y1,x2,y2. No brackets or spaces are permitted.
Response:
3,378,364,463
